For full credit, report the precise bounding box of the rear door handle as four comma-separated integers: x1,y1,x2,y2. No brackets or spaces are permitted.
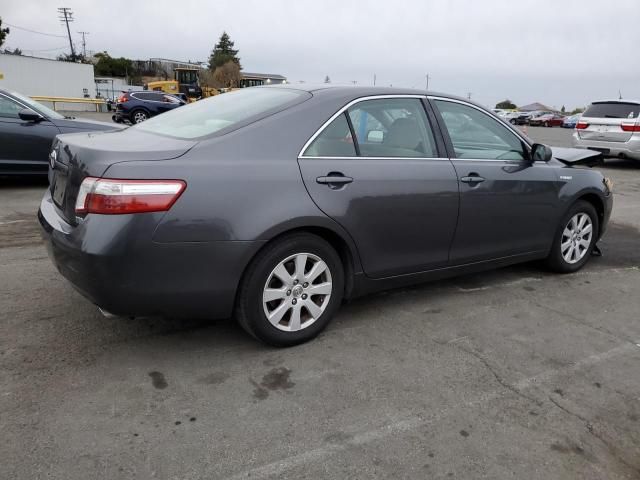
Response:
460,175,485,184
316,174,353,186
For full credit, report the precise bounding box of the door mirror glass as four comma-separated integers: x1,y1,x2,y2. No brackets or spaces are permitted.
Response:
367,130,384,143
531,143,553,162
18,108,44,122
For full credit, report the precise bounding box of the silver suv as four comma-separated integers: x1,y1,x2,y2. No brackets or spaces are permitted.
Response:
572,100,640,161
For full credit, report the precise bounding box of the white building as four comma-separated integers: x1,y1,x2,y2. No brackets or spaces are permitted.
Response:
0,53,95,98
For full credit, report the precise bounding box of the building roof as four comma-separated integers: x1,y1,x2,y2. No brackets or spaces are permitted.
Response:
519,102,554,112
241,72,287,80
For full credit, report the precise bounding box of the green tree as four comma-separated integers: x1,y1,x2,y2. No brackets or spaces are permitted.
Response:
495,99,517,109
324,75,331,84
93,51,134,78
208,32,241,71
561,105,566,113
0,18,10,48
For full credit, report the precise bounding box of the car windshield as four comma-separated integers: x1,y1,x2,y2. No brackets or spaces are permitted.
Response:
10,90,64,120
583,102,639,119
134,87,308,139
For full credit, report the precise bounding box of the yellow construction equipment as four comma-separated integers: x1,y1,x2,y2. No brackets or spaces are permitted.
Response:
145,68,218,101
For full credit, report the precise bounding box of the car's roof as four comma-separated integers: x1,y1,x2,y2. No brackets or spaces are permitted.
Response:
259,83,479,107
590,99,640,105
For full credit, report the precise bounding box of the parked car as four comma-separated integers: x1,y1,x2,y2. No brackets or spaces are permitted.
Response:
0,88,120,175
113,91,187,124
39,86,612,346
572,100,640,162
502,111,523,124
513,111,535,125
529,113,565,127
562,114,581,128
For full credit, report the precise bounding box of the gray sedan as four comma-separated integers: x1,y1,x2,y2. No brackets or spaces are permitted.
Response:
39,85,613,346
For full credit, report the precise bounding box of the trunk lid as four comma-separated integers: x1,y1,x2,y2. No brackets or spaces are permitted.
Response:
577,101,640,143
49,127,196,224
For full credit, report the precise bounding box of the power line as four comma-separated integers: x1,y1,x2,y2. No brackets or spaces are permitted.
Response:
57,7,76,59
4,22,67,38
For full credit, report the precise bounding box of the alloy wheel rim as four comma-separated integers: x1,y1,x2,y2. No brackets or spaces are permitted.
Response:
262,253,332,332
134,112,147,123
561,213,593,264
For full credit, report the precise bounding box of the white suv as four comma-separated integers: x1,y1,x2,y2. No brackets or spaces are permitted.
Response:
572,100,640,161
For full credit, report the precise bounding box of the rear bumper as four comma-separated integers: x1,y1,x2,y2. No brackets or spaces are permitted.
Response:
38,190,262,319
572,133,640,160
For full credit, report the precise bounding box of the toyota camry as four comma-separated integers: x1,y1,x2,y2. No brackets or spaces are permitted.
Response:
39,85,613,346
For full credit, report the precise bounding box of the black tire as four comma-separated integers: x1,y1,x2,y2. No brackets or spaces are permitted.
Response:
131,109,149,124
236,233,344,347
509,119,517,125
545,200,599,273
544,121,550,127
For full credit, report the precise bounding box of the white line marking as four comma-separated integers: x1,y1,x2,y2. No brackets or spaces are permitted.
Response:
0,220,28,226
227,342,637,480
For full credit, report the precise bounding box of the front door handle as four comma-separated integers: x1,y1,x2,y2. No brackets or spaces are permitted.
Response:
460,174,485,184
316,173,353,188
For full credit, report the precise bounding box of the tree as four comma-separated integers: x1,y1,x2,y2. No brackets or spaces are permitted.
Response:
570,107,585,115
561,105,566,113
212,60,242,88
324,75,331,84
93,51,134,78
208,32,241,71
0,18,9,48
3,47,22,55
495,99,517,109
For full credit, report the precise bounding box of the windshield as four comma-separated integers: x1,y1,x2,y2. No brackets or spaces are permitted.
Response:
134,87,308,139
10,90,65,120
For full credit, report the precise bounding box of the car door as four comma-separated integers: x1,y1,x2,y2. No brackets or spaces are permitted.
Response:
298,96,459,279
431,98,559,265
0,93,60,174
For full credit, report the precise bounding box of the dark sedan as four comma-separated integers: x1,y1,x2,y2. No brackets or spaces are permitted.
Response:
39,86,613,346
0,89,120,175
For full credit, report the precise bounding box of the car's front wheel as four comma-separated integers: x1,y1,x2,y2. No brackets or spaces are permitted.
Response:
509,119,517,125
545,200,599,273
236,233,344,347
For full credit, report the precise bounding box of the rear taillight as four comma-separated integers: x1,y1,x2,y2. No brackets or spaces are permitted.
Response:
117,93,129,103
576,121,589,130
621,121,640,132
75,178,186,215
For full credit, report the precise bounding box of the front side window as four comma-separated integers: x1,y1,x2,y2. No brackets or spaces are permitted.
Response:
135,87,308,139
0,95,22,119
347,98,437,157
435,100,527,161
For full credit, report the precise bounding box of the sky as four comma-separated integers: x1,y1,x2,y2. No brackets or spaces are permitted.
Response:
1,0,639,109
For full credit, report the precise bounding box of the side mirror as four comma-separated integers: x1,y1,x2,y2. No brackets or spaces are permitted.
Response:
367,130,384,143
18,108,44,123
531,143,553,162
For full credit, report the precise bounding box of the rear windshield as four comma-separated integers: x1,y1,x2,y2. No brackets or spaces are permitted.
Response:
583,102,639,119
134,87,308,139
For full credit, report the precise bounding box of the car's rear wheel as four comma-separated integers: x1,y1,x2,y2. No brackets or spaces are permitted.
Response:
236,233,344,347
509,119,517,125
131,110,149,124
545,200,598,273
544,121,550,127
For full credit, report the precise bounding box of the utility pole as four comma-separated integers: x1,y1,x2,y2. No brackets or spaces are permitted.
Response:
425,74,430,91
77,31,89,58
373,73,376,86
58,7,76,60
467,92,472,100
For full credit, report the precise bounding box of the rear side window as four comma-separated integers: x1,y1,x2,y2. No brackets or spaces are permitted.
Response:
135,88,307,139
583,102,639,119
347,98,437,158
302,97,437,158
0,95,22,119
303,113,357,157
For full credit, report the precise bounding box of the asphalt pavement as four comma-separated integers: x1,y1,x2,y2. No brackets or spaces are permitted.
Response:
1,126,639,479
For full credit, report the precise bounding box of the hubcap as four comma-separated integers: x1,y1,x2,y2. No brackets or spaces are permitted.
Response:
134,112,147,123
561,213,593,264
262,253,332,332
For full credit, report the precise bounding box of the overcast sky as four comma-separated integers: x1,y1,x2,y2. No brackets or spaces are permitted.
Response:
2,0,639,109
